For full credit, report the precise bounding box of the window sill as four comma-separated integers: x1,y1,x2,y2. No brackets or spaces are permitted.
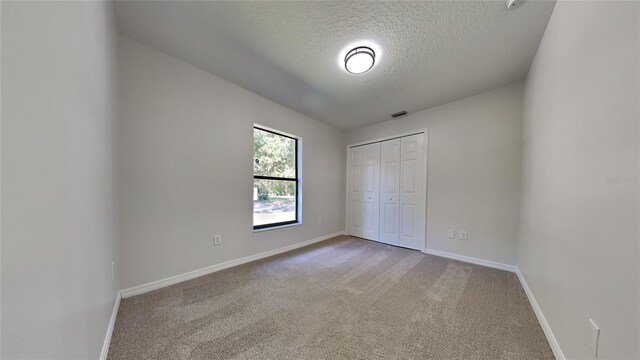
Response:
253,221,302,233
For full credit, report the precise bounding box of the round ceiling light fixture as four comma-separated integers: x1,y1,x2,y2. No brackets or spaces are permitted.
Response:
344,46,375,74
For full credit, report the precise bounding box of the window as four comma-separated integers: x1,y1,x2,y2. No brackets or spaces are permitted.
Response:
253,126,299,230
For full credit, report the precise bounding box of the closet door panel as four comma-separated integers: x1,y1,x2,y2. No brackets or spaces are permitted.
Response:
348,147,364,237
401,204,416,238
362,142,380,241
383,204,397,232
399,134,425,250
379,139,400,245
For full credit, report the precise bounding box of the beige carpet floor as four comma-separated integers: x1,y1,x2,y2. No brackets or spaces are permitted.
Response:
108,235,554,360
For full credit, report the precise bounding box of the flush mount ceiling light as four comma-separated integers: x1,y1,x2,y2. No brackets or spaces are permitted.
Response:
506,0,525,9
344,46,375,74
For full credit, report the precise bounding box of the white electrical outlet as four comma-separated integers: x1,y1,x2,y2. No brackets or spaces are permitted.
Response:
447,229,455,239
588,318,600,358
111,261,115,281
460,230,468,240
214,234,222,246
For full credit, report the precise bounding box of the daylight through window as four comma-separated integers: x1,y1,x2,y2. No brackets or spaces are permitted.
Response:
253,127,299,229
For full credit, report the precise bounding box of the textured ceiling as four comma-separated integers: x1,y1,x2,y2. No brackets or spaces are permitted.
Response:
114,1,555,130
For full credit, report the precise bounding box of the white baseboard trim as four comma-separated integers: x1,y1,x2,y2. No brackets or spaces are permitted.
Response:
422,248,564,359
100,290,122,360
515,269,565,360
120,231,345,298
422,248,518,273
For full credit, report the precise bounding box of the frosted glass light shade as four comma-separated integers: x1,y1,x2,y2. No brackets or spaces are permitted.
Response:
345,47,375,74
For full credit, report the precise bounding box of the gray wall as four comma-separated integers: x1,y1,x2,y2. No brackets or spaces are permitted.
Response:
117,37,346,289
347,83,523,266
518,2,639,359
1,2,120,359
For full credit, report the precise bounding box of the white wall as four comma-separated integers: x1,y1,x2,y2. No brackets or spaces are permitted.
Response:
518,2,639,359
1,2,120,359
346,83,523,266
117,36,345,289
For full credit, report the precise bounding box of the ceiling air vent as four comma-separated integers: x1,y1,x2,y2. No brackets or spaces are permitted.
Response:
391,110,408,119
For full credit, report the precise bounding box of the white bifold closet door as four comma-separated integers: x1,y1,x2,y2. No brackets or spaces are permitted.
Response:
348,132,426,250
379,139,401,245
361,142,380,241
348,142,380,240
348,146,364,238
398,134,425,250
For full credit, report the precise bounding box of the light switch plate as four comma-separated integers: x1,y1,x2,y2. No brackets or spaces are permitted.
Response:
447,229,455,239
